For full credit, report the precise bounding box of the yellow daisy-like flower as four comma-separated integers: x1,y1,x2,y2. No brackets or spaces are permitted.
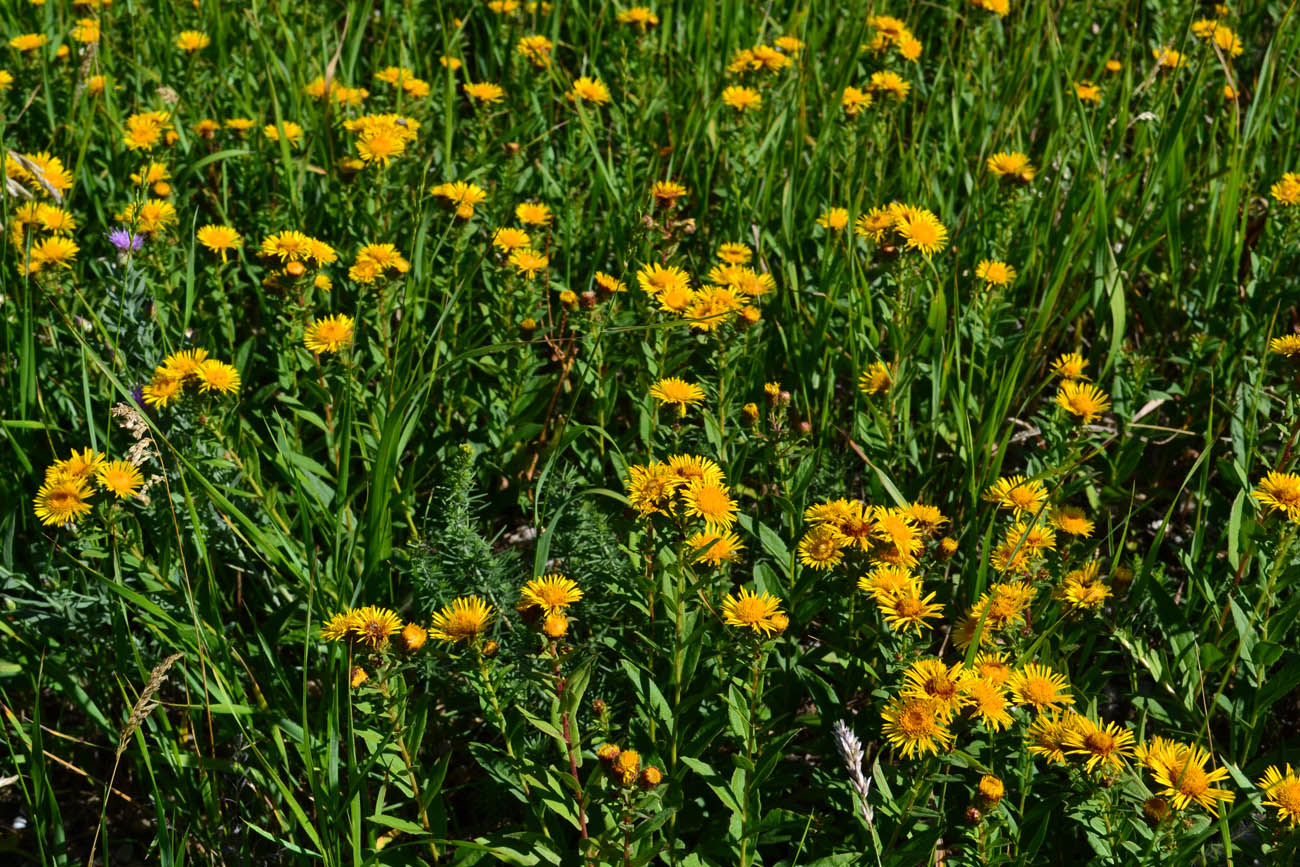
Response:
962,678,1013,731
817,208,849,231
688,530,745,566
1271,173,1300,207
651,180,688,207
46,447,105,482
841,86,873,117
569,76,611,105
159,348,208,381
1253,471,1300,522
648,377,706,416
350,605,403,649
142,374,184,408
435,181,487,219
666,453,725,487
971,651,1011,686
869,70,910,101
1258,765,1300,826
872,506,923,566
1064,716,1136,774
1153,46,1185,69
722,85,762,112
681,481,739,531
304,314,355,354
1008,663,1073,712
1050,352,1088,380
464,81,506,103
1074,80,1101,104
1055,380,1111,423
881,696,953,758
176,30,211,52
859,360,892,395
492,227,531,252
975,259,1016,287
876,583,944,635
508,248,549,279
984,475,1048,516
986,151,1035,181
515,201,552,226
1145,742,1234,815
720,587,785,636
429,596,495,643
520,573,583,613
196,225,242,262
902,659,969,720
857,563,913,600
10,34,49,52
516,34,553,67
96,460,143,499
1026,712,1079,765
854,206,895,242
624,461,683,517
618,7,659,28
893,208,948,258
594,271,626,293
1050,505,1094,537
261,230,313,262
716,242,752,265
797,524,848,570
1060,560,1110,612
29,236,80,270
320,610,359,642
195,360,241,395
1269,334,1300,357
34,475,94,526
263,121,305,147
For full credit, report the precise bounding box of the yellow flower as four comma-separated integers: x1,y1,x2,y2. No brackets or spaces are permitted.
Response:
516,34,553,67
1050,505,1094,537
797,524,848,570
196,225,242,262
464,81,505,103
1074,80,1101,104
722,85,762,112
649,377,705,416
1064,716,1136,774
1060,562,1111,612
858,361,892,395
869,70,910,101
876,583,944,635
515,201,552,226
34,475,94,526
1271,173,1300,207
29,236,79,269
975,259,1015,287
429,596,494,643
872,506,923,566
667,453,725,487
1145,742,1234,815
680,480,739,530
1153,46,1185,69
569,76,611,105
854,206,895,241
304,314,355,354
9,33,49,52
1050,352,1088,380
624,461,682,517
1253,471,1300,522
46,447,105,482
720,587,785,636
893,208,948,257
96,460,143,499
986,151,1035,181
1055,380,1111,423
617,7,659,28
688,530,744,565
263,122,305,147
350,606,403,649
194,360,241,395
508,248,549,279
902,659,969,720
983,475,1047,516
881,696,953,758
492,227,532,251
175,30,211,52
841,86,873,116
1008,663,1073,712
963,678,1013,731
971,652,1011,686
142,374,184,408
857,563,913,600
435,181,487,219
817,207,849,231
594,271,626,293
520,574,583,613
1258,765,1300,826
1026,712,1079,765
651,180,688,206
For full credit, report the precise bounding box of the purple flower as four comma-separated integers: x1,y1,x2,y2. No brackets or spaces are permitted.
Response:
107,228,144,251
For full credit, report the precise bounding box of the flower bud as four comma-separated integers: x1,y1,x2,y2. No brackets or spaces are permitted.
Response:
543,612,569,638
639,765,663,790
349,666,369,689
398,623,427,653
976,774,1004,807
938,537,958,559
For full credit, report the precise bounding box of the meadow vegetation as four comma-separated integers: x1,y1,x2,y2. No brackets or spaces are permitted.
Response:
5,0,1300,864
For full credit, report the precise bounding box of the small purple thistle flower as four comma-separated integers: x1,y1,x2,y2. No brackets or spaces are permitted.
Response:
107,228,144,251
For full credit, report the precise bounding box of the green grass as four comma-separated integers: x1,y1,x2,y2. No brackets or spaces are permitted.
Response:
3,0,1300,864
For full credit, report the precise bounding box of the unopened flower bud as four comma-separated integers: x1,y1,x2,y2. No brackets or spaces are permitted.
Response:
481,640,500,658
398,623,427,653
938,537,958,559
349,666,368,689
543,612,569,638
976,774,1004,806
743,402,759,423
580,290,597,308
639,765,663,790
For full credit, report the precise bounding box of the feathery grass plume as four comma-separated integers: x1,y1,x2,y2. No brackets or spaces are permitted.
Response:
832,720,874,827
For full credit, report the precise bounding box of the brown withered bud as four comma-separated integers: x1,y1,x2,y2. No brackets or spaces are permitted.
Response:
580,290,597,308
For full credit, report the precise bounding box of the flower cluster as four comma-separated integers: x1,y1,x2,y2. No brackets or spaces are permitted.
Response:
142,347,241,408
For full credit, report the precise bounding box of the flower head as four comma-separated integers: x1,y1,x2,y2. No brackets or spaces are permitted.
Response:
1008,663,1073,712
1258,765,1300,826
881,696,953,758
1253,472,1300,522
96,460,144,499
34,475,94,526
1064,716,1136,774
429,596,495,644
721,587,785,636
520,574,583,614
975,260,1016,287
986,151,1035,182
195,360,241,395
649,377,705,416
1055,381,1111,423
197,225,242,262
304,314,355,354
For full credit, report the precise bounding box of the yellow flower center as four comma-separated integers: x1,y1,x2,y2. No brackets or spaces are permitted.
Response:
1084,731,1116,755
